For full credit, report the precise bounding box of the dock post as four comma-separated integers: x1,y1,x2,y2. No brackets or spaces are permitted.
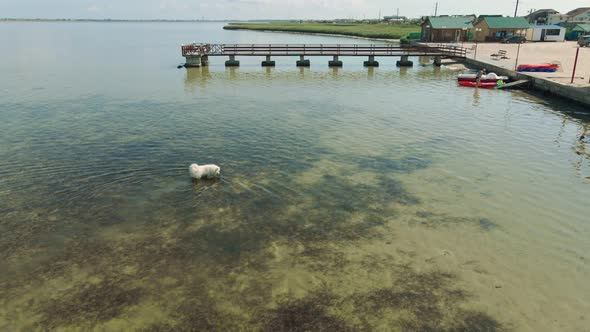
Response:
396,55,413,67
364,55,379,67
433,56,442,66
296,55,310,67
200,55,209,66
329,55,343,67
225,55,240,67
262,55,276,67
184,55,201,68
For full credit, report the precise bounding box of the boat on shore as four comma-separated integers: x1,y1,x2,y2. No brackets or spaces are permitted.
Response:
516,64,558,72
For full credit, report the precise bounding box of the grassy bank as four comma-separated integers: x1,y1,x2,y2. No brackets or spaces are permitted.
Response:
223,22,421,40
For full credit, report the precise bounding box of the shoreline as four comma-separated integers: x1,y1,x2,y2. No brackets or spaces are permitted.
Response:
224,27,401,43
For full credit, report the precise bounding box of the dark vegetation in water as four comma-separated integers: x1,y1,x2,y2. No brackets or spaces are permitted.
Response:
255,288,356,332
359,252,399,273
0,115,502,330
0,211,58,258
6,204,506,331
353,155,432,174
248,264,509,332
413,211,499,231
37,278,142,329
140,283,244,332
449,310,510,332
294,244,350,273
28,235,250,330
0,164,426,329
349,265,509,331
1,158,504,331
172,171,421,274
353,267,469,329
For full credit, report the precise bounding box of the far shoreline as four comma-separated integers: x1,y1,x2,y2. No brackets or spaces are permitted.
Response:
224,27,401,43
223,22,419,42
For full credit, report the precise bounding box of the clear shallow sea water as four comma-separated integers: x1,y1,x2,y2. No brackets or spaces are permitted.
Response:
0,22,589,331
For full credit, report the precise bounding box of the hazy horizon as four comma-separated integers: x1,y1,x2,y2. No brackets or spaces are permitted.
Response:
1,0,589,21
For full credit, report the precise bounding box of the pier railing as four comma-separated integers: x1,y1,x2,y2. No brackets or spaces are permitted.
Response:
181,43,466,58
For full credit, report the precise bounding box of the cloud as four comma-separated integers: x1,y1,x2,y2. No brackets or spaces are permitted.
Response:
87,5,101,12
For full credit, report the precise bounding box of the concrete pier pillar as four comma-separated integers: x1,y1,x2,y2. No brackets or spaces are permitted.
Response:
396,55,413,67
200,55,209,66
329,55,343,67
262,55,276,67
225,55,240,67
296,55,310,67
364,55,379,67
184,55,201,68
433,56,442,67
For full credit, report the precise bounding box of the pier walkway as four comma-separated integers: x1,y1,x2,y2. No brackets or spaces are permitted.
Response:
181,43,467,68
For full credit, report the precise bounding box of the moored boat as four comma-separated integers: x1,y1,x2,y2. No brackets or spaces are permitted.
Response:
458,81,498,88
457,72,509,83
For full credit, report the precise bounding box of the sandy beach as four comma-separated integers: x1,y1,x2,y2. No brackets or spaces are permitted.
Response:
464,41,590,87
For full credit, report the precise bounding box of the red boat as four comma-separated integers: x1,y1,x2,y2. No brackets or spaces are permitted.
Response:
457,73,508,83
516,64,559,72
458,81,498,88
458,78,502,83
517,63,558,69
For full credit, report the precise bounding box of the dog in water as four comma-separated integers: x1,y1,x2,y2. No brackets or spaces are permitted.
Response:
189,163,221,179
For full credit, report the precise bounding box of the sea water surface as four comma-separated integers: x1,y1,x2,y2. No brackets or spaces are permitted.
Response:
1,22,589,331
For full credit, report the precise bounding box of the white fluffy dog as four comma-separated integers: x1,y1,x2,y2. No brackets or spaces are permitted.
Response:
189,163,221,179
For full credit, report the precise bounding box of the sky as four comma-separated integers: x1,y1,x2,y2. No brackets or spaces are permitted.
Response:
1,0,588,20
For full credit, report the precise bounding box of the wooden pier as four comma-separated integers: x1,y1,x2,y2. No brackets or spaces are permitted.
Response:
180,43,467,68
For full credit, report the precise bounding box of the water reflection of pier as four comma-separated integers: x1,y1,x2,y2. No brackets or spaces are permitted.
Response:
184,64,449,89
184,67,211,88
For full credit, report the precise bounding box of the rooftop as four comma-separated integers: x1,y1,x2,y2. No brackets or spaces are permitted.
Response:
526,9,559,16
566,7,590,17
530,25,564,29
479,16,530,29
425,16,474,29
573,23,590,31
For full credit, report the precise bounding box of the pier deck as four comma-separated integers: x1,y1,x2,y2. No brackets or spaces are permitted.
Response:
181,44,466,57
181,43,467,68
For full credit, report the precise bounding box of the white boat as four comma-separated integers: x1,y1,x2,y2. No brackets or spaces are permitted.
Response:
457,72,509,82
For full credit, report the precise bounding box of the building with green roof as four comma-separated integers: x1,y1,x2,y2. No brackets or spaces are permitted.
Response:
572,23,590,38
421,16,474,42
473,16,530,42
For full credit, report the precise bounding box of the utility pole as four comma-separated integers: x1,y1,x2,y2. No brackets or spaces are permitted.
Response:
514,0,519,17
396,8,399,18
434,2,438,16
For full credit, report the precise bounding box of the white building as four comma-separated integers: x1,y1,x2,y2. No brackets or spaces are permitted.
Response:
547,14,568,25
526,25,566,41
566,7,590,22
548,7,590,25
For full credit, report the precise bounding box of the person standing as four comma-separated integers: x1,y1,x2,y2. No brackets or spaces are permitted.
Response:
475,69,486,86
